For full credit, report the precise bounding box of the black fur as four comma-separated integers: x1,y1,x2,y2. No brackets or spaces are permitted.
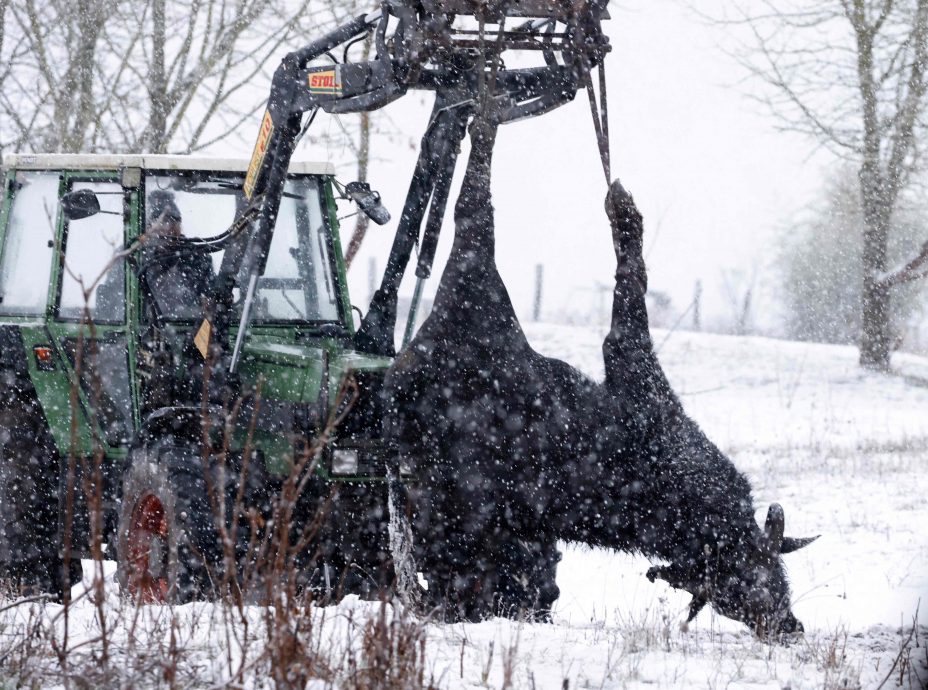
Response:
383,115,810,637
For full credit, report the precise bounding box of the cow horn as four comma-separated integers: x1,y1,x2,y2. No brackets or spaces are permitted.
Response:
780,535,819,553
764,503,785,554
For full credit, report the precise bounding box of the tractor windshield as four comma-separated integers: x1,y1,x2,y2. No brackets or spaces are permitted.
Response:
143,173,340,324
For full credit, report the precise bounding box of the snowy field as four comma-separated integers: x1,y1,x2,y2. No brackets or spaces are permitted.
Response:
536,323,928,689
1,323,926,688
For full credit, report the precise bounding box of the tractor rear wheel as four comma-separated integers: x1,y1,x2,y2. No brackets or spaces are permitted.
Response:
0,404,82,602
116,440,220,603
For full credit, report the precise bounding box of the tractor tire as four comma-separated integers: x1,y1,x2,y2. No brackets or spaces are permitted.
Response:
0,404,82,602
116,440,221,603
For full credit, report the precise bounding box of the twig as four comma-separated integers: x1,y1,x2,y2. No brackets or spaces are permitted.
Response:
875,599,921,690
655,298,696,354
0,594,51,614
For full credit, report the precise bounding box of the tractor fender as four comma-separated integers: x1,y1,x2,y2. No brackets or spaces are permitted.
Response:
138,405,225,445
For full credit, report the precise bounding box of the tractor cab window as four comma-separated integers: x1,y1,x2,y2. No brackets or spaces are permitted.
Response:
142,173,339,324
58,180,126,323
0,172,59,316
142,175,232,321
247,177,340,323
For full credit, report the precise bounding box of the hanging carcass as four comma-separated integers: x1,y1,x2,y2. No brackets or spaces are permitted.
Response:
383,111,817,639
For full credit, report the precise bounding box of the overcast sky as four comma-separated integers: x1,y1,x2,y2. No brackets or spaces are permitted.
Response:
294,0,835,335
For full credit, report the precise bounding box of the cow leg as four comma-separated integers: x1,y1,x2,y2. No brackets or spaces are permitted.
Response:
601,180,675,411
399,111,564,622
410,438,561,623
409,465,503,622
495,534,562,621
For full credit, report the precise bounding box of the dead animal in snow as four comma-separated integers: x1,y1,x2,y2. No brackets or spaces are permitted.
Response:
383,112,817,640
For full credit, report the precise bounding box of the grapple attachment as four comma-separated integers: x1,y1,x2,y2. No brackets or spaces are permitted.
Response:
427,0,607,20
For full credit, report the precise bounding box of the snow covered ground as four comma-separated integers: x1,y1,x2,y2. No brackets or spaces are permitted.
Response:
2,324,926,688
534,323,928,689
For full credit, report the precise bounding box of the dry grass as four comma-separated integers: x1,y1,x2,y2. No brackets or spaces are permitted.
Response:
0,581,438,688
0,352,437,689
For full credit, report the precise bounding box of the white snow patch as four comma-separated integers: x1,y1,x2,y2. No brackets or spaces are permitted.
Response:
2,324,926,688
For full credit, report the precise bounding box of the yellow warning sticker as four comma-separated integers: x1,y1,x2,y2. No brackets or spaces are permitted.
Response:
244,110,274,199
194,319,212,359
308,68,342,95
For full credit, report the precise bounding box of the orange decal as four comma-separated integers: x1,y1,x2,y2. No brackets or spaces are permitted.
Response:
244,110,274,199
193,319,212,359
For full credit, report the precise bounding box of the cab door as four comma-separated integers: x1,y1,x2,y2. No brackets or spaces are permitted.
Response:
48,173,137,453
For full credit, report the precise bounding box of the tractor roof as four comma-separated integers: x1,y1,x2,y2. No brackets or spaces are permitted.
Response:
3,153,335,176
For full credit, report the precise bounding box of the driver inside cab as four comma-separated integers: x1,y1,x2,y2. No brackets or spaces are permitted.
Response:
144,190,215,320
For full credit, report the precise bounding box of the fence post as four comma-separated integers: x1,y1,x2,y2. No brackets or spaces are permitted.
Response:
693,280,702,331
533,264,544,321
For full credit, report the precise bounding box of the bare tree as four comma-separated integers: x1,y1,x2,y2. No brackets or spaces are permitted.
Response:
721,0,928,369
1,0,385,258
779,167,926,345
0,0,349,154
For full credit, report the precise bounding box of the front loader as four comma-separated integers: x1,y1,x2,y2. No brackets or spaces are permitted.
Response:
0,0,613,604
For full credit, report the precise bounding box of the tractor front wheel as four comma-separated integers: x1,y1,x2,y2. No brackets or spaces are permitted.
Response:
116,441,218,603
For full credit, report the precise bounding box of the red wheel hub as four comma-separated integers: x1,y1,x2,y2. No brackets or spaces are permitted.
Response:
126,493,169,602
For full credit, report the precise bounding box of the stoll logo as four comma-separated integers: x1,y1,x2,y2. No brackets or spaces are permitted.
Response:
308,68,342,95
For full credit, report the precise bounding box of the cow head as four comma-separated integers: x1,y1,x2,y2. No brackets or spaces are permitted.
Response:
647,503,818,641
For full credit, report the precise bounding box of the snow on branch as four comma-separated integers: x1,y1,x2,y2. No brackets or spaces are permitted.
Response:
875,237,928,287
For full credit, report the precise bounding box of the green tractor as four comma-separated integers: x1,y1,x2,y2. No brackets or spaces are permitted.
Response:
0,0,611,605
0,154,397,602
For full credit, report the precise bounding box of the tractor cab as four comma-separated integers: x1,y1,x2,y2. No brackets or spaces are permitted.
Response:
4,155,344,323
1,152,391,466
0,154,395,599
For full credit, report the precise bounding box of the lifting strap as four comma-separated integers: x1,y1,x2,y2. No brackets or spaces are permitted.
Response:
586,62,611,185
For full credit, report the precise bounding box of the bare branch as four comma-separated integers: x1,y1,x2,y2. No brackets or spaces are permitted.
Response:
876,236,928,286
885,0,928,200
0,0,376,179
716,0,928,367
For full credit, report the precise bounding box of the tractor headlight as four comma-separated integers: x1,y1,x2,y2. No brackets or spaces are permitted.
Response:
331,449,359,475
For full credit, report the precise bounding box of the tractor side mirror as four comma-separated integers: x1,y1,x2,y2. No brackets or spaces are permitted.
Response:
60,189,101,220
346,181,390,226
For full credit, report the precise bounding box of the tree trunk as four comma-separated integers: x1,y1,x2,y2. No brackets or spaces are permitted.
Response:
0,0,8,77
146,0,168,153
65,0,103,153
859,268,891,369
858,163,892,370
854,14,893,371
344,109,371,268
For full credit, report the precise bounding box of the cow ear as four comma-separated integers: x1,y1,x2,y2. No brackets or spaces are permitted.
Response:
780,535,819,554
764,503,785,553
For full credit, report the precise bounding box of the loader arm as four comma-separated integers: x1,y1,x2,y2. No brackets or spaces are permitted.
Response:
189,0,611,377
212,9,409,370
